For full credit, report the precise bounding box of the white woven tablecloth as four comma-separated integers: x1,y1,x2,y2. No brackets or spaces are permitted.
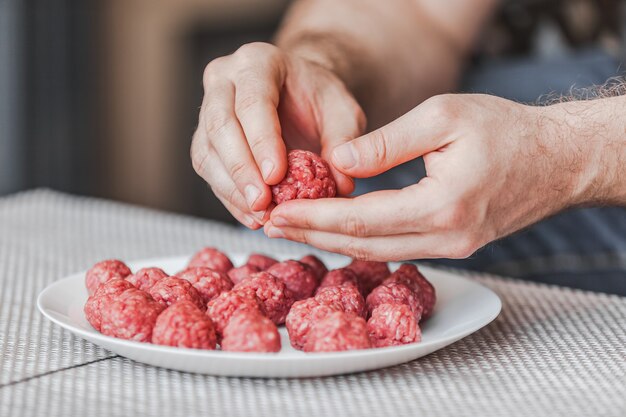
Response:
0,189,624,417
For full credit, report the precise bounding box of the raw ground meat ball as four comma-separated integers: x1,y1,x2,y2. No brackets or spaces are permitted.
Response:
246,254,278,270
85,259,132,295
286,298,343,350
148,276,206,312
346,260,390,295
271,150,337,205
299,255,328,282
383,264,436,319
227,264,260,285
304,311,371,353
266,260,318,300
221,311,281,353
366,281,423,320
152,301,217,349
317,268,360,294
233,272,295,324
100,288,164,342
176,267,233,303
126,267,168,292
314,283,366,318
367,303,421,348
187,247,234,273
84,279,135,331
206,289,266,338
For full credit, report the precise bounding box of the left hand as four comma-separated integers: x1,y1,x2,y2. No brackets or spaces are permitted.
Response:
263,94,591,261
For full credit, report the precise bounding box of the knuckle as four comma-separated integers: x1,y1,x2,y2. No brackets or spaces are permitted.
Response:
433,202,468,231
343,209,368,237
228,159,248,182
235,93,260,115
204,110,231,138
447,235,480,259
235,42,278,63
423,94,462,125
365,129,389,165
343,239,371,261
203,57,228,84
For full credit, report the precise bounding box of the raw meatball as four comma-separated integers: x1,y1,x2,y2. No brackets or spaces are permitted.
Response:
206,289,266,338
346,260,390,295
286,298,344,350
84,279,135,331
314,283,366,318
221,311,281,353
246,253,278,270
266,260,318,300
366,281,423,320
271,150,337,205
299,255,328,282
304,311,371,353
367,303,421,348
383,264,436,319
85,259,132,295
100,288,164,342
126,267,168,292
148,276,206,312
152,301,216,349
317,268,360,294
227,264,260,285
187,247,234,273
233,272,295,324
176,267,233,303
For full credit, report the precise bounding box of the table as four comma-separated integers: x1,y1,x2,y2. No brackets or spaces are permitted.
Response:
0,190,624,417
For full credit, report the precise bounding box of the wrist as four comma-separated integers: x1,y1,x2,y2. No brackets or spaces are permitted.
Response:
543,97,626,207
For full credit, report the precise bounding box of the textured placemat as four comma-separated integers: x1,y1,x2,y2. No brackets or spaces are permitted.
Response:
0,190,624,417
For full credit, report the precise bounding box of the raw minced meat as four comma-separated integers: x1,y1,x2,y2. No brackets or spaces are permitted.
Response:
152,301,217,349
221,311,281,353
367,303,421,348
285,298,342,350
346,260,390,296
266,260,318,301
99,288,164,342
176,267,233,303
299,255,328,282
85,259,132,295
233,272,295,325
366,281,423,320
148,276,206,312
84,278,135,331
206,289,266,338
246,253,278,270
126,267,168,292
317,268,360,294
227,264,260,285
187,247,234,273
383,264,436,319
304,311,371,352
314,283,366,318
271,150,337,205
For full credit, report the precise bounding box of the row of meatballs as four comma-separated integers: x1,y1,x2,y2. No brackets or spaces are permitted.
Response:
84,247,436,353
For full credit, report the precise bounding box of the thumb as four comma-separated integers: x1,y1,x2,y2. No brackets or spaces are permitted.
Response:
330,107,446,178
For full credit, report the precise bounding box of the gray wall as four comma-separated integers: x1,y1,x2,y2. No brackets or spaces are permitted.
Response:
0,0,24,195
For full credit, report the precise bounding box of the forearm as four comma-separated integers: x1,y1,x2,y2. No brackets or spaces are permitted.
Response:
275,0,496,128
546,95,626,206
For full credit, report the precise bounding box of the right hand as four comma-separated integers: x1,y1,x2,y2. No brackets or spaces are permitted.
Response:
191,42,366,229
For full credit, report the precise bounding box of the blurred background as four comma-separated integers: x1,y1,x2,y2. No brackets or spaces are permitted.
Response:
0,0,624,224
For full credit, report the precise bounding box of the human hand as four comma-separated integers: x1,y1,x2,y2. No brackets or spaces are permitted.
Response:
191,42,366,229
264,94,592,260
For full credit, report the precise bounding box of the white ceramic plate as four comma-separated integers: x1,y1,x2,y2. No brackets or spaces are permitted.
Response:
38,252,501,378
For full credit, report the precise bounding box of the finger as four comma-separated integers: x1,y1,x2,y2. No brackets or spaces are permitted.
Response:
263,225,452,261
234,67,287,186
203,82,272,212
268,180,441,237
330,102,451,178
197,145,269,227
318,93,367,196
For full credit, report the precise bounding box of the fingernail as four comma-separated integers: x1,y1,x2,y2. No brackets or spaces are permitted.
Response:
271,216,288,227
244,184,261,208
266,226,285,238
261,159,274,181
333,143,357,169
